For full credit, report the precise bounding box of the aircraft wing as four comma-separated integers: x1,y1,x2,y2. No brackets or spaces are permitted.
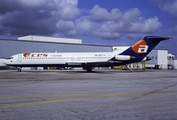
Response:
67,61,108,66
66,60,120,66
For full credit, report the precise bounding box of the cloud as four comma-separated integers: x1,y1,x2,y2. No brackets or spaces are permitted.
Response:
75,6,162,39
151,0,177,38
0,1,162,40
89,5,112,22
16,0,48,8
153,0,177,17
0,0,80,37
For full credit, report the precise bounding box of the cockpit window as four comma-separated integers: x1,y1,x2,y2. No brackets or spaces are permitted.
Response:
6,57,13,60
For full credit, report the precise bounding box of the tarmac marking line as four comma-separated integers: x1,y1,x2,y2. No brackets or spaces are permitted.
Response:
0,98,81,109
0,94,127,109
0,94,126,99
0,114,6,117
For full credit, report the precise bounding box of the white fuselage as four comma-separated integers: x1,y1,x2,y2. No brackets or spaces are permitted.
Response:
4,51,124,67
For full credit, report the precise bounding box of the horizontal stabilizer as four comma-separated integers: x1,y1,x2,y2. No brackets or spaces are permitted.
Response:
146,36,173,41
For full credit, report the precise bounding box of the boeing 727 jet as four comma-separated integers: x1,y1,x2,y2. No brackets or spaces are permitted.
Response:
4,36,172,72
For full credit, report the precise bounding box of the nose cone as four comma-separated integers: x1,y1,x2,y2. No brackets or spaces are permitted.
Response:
3,59,11,65
0,59,7,66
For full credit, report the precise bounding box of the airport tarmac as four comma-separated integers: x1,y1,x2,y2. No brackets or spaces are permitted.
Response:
0,69,177,120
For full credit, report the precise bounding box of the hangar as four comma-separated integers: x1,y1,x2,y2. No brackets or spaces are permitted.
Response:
0,35,112,58
0,35,176,70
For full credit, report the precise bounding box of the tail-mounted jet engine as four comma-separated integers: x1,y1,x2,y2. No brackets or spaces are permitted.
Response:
114,55,135,61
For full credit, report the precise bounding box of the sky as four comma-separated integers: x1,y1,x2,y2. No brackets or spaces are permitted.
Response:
0,0,177,56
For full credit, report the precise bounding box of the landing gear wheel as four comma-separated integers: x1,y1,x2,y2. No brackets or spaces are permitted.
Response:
86,66,93,72
17,68,22,72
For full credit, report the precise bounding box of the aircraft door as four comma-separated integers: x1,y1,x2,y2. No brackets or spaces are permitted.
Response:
108,55,112,59
18,54,22,62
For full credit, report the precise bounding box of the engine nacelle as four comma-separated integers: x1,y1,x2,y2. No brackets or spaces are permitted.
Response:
114,55,135,61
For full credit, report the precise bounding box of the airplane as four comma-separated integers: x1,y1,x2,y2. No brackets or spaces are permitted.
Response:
3,36,172,72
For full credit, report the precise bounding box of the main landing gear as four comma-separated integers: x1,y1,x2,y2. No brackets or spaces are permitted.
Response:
17,67,22,72
83,66,93,72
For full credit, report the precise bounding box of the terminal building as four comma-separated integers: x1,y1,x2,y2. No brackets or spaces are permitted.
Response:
0,35,176,70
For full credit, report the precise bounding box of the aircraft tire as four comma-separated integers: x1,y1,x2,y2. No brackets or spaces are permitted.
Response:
18,68,22,72
86,66,93,72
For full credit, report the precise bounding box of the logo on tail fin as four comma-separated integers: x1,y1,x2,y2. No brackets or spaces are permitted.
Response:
132,40,148,54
